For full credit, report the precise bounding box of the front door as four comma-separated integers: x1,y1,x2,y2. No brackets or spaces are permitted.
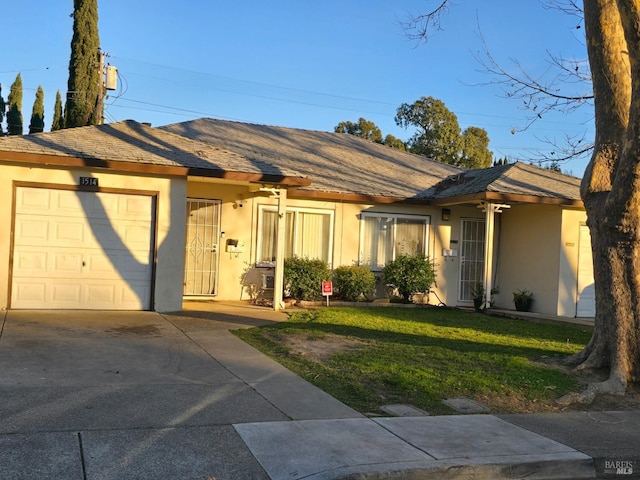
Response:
183,199,221,296
459,218,486,302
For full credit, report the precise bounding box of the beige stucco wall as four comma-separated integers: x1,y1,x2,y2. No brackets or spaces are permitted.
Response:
187,179,486,307
493,204,563,314
187,179,434,301
0,163,186,312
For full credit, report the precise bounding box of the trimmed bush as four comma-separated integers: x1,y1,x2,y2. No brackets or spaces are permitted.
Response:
382,255,436,302
333,265,376,302
283,257,332,301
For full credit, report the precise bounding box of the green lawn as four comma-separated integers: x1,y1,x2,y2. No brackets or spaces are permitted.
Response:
232,307,592,415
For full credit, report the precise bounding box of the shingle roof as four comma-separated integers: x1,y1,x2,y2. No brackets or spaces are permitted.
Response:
0,120,309,184
0,118,583,206
432,162,582,203
160,118,463,201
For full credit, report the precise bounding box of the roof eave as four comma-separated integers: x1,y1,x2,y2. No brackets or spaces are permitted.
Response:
431,191,584,208
1,151,312,187
288,188,429,205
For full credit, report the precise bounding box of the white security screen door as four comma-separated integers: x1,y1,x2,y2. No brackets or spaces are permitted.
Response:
459,218,486,302
184,199,221,295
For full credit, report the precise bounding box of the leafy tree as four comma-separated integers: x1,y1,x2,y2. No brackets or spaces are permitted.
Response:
383,134,407,151
406,0,640,401
0,84,5,135
51,90,64,131
7,73,23,136
395,96,462,165
335,117,383,143
460,126,492,168
65,0,101,128
28,86,45,134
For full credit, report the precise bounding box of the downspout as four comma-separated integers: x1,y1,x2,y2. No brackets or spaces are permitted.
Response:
273,188,288,311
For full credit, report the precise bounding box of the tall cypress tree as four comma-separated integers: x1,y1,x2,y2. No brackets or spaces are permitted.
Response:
65,0,101,128
51,90,64,131
7,73,23,136
29,86,45,134
0,84,6,135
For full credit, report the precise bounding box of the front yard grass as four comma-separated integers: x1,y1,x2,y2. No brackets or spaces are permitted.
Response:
232,307,592,415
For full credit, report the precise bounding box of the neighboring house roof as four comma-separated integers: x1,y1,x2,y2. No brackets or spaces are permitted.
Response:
160,118,463,203
0,120,310,186
432,162,584,207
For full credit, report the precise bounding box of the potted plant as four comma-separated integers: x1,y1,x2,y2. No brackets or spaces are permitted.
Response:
472,283,499,312
472,283,485,312
512,289,533,312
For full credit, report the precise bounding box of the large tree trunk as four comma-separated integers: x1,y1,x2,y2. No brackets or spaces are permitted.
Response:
563,0,640,403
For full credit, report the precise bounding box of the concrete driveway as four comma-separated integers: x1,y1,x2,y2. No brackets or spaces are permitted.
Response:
0,304,601,480
0,303,358,480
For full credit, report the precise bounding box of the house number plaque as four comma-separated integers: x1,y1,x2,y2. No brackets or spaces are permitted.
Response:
79,177,98,188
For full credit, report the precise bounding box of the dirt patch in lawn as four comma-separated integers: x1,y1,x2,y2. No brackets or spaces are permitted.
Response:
279,333,369,363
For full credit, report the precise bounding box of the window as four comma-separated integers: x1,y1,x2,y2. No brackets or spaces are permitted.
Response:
360,213,430,269
257,206,333,264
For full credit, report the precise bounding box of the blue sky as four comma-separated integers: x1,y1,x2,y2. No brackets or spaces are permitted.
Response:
4,1,593,175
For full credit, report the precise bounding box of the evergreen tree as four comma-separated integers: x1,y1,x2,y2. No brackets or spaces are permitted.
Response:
0,84,5,135
7,73,23,136
51,90,64,131
29,86,45,134
65,0,101,128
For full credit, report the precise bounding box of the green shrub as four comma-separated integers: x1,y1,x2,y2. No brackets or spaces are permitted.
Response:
333,265,376,302
283,257,332,301
382,255,436,302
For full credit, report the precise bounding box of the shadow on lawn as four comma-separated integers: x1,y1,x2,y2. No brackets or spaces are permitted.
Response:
265,308,591,359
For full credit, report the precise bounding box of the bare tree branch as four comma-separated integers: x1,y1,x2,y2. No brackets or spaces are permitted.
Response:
402,1,593,164
399,0,451,43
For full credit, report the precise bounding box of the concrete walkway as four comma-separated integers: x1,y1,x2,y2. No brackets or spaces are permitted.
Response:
0,302,634,479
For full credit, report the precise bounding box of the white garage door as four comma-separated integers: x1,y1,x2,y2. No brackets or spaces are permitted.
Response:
576,224,595,317
11,187,154,310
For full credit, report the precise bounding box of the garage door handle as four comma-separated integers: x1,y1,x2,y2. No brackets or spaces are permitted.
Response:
82,261,86,267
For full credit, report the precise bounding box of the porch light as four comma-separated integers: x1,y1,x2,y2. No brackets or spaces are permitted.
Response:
441,208,451,221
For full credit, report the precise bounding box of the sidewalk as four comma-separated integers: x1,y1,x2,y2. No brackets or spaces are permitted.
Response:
0,303,636,479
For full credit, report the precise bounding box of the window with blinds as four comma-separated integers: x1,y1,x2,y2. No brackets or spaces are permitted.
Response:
360,213,430,269
257,206,333,264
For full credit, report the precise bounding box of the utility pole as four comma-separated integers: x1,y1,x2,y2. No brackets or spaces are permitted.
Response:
97,49,104,124
97,50,117,125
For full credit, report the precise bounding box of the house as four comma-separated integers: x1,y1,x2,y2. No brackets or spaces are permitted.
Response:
0,118,594,318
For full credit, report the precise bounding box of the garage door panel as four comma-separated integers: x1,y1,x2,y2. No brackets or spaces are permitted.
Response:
11,282,46,304
15,218,49,243
51,283,82,303
13,250,48,273
11,187,155,310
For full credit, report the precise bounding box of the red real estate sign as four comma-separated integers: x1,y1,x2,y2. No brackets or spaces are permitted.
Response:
322,281,333,296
